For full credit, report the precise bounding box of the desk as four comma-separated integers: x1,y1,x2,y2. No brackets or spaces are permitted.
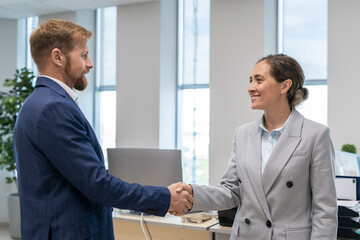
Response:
113,210,218,240
113,212,347,240
209,224,231,235
209,224,231,240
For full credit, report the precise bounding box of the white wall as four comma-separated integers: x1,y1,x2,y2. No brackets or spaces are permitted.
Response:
208,0,271,185
328,0,360,152
159,0,177,149
0,19,17,91
116,2,162,148
115,0,179,150
0,18,18,223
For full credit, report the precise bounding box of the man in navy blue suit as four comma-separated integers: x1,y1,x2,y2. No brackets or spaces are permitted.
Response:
13,19,193,240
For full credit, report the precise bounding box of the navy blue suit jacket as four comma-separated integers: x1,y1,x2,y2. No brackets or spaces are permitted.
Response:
14,77,171,240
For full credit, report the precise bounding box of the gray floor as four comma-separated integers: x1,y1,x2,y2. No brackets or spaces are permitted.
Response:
0,226,16,240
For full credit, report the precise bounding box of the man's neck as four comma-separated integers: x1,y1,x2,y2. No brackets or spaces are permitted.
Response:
39,70,73,89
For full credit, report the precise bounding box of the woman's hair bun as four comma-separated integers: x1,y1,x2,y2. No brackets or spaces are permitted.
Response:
291,87,309,107
301,87,309,101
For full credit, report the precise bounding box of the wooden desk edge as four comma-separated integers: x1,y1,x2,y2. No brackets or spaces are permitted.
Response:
209,224,232,234
113,211,218,231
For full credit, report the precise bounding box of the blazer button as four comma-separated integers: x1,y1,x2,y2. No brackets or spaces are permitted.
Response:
286,181,293,188
245,218,251,225
266,220,272,228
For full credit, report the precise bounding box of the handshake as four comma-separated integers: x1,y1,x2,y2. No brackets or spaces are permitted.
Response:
167,182,194,216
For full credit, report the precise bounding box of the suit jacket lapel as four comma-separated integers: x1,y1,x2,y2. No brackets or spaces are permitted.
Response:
246,121,272,220
262,110,304,195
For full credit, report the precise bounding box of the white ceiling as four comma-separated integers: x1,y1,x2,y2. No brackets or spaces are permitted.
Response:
0,0,155,19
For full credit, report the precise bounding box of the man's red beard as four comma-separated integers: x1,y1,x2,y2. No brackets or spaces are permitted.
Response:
64,56,88,91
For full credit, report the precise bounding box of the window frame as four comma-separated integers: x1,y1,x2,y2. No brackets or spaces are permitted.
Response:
94,7,117,164
177,0,210,184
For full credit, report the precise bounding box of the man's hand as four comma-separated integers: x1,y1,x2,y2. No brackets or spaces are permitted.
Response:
175,182,193,195
167,182,194,216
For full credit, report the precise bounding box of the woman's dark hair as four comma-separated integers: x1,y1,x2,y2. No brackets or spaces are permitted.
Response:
257,54,309,107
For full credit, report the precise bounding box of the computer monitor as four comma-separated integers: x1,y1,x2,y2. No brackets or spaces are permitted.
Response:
334,150,360,177
107,148,182,187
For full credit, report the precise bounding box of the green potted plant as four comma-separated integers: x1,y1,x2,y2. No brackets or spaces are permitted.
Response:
341,144,357,154
0,68,35,239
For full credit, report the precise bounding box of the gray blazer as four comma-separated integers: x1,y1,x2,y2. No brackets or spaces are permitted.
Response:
191,110,337,240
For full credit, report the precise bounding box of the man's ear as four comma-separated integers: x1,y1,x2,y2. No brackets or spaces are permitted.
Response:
50,48,65,67
281,79,293,94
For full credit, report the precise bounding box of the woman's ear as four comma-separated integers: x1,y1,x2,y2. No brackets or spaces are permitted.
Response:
50,48,65,67
281,79,293,94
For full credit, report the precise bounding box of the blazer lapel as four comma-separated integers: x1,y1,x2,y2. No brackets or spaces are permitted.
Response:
246,121,272,220
262,110,304,195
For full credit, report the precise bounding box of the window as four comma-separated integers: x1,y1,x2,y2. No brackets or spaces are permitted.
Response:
26,17,39,73
278,0,328,125
17,16,38,74
178,0,210,184
95,7,117,164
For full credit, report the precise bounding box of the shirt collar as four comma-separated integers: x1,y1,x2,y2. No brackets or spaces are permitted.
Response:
259,109,294,134
40,75,78,104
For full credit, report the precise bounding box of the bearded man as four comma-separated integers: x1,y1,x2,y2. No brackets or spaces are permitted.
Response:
13,19,193,240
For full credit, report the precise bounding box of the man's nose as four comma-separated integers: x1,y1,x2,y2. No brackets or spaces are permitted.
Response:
87,58,94,69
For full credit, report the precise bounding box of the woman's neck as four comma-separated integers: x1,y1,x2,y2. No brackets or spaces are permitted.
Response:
263,105,292,133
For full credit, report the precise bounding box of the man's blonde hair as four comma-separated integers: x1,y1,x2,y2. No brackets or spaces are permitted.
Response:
30,19,93,71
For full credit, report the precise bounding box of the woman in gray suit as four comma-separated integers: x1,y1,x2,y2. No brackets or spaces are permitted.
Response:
178,54,337,240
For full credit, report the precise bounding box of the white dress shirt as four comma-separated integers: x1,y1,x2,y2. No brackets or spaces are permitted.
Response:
259,110,294,174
